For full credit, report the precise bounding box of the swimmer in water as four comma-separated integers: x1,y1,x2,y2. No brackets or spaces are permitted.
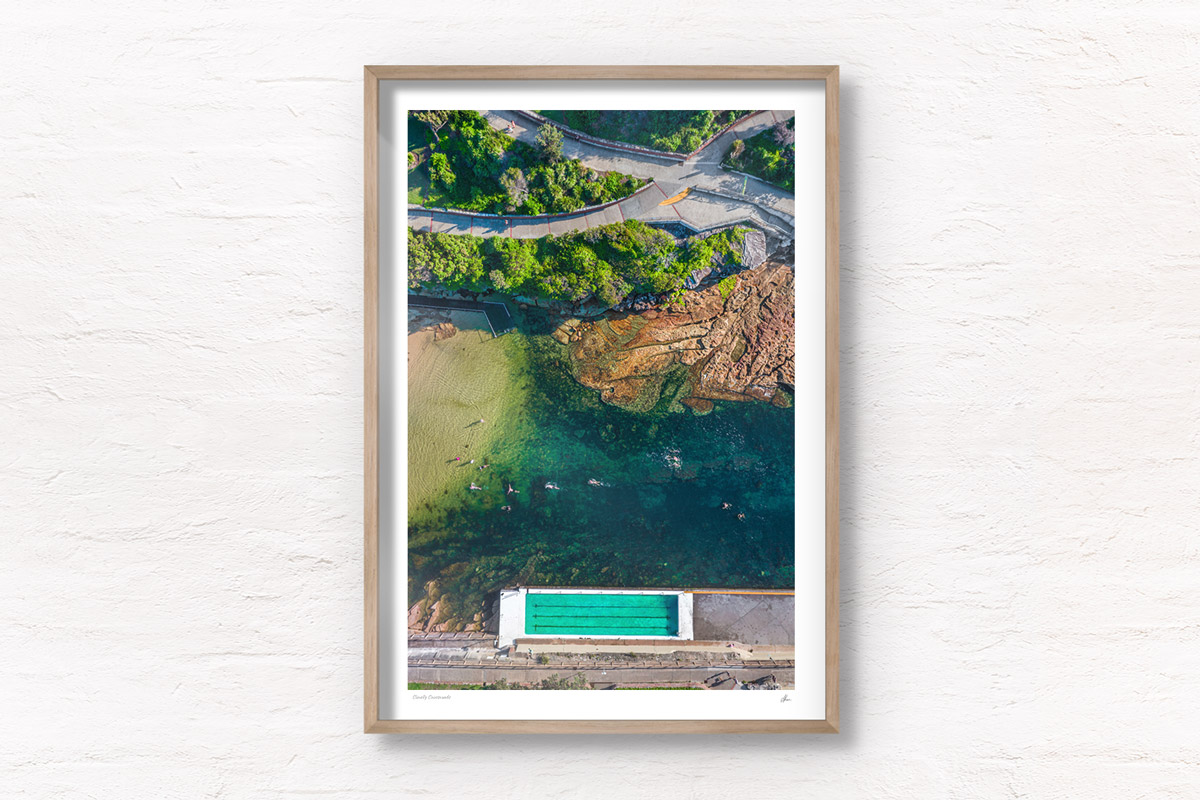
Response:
507,484,518,494
721,502,731,510
469,483,482,491
737,512,746,521
501,505,512,512
545,482,560,490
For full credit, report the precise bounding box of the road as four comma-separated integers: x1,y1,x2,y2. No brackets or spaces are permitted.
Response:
409,110,796,243
408,662,793,689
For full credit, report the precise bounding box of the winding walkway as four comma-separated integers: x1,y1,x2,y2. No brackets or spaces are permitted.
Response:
409,110,796,244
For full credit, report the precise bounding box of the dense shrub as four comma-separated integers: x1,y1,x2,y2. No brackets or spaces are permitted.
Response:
408,220,746,306
723,117,795,192
540,110,749,154
534,123,564,162
427,152,455,188
409,110,643,215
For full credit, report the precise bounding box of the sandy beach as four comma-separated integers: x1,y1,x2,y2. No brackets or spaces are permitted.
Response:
407,309,521,523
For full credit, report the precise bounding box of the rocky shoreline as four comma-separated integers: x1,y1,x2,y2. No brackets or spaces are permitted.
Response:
405,246,797,633
553,257,795,414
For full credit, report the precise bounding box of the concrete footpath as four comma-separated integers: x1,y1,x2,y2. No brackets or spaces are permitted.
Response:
409,662,794,688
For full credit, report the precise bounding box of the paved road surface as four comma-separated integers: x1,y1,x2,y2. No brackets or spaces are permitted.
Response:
410,110,796,242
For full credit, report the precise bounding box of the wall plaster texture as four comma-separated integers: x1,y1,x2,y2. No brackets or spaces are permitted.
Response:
3,2,1199,797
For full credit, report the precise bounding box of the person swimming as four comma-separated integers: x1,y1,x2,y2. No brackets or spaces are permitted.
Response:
469,483,482,491
586,478,610,487
507,484,519,494
721,502,731,510
545,482,560,490
737,512,746,521
501,505,512,512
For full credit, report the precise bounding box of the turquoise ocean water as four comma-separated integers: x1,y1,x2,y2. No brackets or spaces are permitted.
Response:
408,308,795,627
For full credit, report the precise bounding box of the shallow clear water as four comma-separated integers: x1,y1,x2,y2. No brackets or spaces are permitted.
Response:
408,307,795,627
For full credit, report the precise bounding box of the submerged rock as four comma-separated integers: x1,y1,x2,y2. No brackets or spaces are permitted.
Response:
551,318,582,345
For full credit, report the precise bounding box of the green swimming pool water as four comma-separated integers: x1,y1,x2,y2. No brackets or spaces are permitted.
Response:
525,592,679,636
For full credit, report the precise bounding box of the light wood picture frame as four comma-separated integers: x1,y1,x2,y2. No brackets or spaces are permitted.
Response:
365,65,838,733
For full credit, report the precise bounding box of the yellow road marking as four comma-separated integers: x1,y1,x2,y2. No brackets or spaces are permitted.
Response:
658,187,691,206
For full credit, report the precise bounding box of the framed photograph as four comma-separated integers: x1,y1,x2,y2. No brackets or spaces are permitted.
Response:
365,66,838,733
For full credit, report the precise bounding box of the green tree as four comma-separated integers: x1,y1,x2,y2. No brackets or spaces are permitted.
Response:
428,152,456,189
408,111,642,216
408,228,484,288
412,110,451,138
488,268,510,291
535,123,564,162
487,237,538,291
408,220,745,307
458,119,506,178
499,166,528,210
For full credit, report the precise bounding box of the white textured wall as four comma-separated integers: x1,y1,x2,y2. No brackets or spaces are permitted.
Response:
4,2,1199,797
